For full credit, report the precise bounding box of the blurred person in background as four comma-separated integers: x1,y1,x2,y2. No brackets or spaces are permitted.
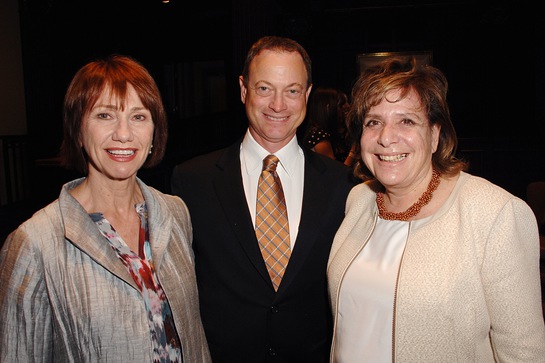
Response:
303,87,357,167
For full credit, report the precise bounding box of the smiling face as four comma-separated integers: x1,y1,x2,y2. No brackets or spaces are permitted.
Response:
361,87,440,192
80,84,154,182
239,49,312,153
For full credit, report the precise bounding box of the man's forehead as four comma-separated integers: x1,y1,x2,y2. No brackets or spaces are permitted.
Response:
249,51,308,85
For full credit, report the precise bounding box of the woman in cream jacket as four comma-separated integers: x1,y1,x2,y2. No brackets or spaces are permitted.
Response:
327,57,545,362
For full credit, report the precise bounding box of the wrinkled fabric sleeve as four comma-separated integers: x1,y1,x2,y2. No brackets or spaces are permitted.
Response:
0,227,54,363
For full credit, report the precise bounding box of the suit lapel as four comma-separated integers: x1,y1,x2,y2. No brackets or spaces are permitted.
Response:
212,143,272,286
211,145,339,294
276,150,329,293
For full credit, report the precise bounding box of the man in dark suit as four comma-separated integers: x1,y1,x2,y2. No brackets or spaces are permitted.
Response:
171,36,357,363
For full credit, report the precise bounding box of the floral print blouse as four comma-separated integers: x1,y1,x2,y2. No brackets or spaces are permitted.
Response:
90,202,183,363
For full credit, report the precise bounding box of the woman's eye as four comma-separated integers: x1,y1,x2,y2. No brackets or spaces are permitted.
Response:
97,113,110,119
133,114,146,121
364,119,379,127
401,118,415,125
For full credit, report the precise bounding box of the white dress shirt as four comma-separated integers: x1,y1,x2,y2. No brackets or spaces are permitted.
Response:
240,130,305,249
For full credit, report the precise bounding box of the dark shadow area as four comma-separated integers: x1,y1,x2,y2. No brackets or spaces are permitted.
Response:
2,1,544,250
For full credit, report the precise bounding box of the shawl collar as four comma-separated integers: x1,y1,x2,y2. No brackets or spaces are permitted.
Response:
139,179,172,271
61,177,170,290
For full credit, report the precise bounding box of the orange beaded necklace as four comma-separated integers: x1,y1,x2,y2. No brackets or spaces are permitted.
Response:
376,169,441,221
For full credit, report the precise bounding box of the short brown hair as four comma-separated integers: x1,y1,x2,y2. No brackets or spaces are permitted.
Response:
60,54,167,174
241,36,312,89
347,56,467,180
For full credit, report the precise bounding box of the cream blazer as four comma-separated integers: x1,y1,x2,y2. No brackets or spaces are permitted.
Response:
328,172,545,362
0,178,211,362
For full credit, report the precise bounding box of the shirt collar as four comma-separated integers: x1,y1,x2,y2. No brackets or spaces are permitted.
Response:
241,129,302,176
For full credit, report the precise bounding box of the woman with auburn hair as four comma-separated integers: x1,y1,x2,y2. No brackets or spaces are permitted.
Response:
0,55,211,362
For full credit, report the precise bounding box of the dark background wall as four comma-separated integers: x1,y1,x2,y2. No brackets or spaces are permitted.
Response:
2,0,544,239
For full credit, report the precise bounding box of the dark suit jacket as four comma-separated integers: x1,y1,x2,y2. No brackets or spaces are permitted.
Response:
171,139,357,363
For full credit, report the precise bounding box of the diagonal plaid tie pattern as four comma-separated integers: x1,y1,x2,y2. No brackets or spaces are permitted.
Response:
255,154,291,291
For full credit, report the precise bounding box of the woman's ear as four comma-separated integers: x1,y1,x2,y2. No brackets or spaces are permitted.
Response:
431,124,441,153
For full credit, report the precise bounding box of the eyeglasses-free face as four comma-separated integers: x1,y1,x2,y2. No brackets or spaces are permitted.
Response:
239,49,312,153
81,84,154,182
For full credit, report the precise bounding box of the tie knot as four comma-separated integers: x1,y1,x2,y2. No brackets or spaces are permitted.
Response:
263,155,279,172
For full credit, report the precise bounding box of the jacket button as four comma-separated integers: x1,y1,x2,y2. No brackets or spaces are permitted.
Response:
268,348,277,356
270,305,279,313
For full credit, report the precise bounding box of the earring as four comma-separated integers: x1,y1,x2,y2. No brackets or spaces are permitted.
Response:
149,145,153,155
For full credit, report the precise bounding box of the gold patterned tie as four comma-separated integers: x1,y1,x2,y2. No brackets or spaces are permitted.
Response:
255,155,291,291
